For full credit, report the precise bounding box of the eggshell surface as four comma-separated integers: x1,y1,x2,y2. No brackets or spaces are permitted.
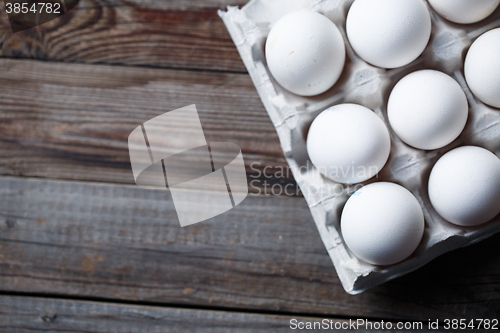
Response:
429,0,500,24
341,182,425,266
388,70,468,150
429,146,500,227
265,10,346,96
306,104,391,184
346,0,432,68
465,28,500,109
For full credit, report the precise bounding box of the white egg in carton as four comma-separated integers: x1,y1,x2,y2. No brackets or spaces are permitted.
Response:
219,0,500,294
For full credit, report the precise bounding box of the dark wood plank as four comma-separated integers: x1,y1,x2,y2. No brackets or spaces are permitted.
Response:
0,296,425,333
0,176,499,321
0,58,296,194
0,0,247,72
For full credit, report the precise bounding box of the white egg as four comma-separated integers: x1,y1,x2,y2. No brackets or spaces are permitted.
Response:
341,182,425,266
388,70,468,150
429,146,500,227
465,28,500,109
306,104,391,184
346,0,432,69
265,10,346,96
429,0,500,24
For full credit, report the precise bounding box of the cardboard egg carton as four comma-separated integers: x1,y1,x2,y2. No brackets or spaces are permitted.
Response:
219,0,500,294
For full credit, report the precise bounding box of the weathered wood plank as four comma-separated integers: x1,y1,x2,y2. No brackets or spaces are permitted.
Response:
0,0,247,72
2,296,306,333
0,296,426,332
0,176,499,321
0,58,295,193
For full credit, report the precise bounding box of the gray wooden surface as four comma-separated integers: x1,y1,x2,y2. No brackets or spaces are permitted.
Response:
0,296,435,332
0,0,499,331
1,176,499,323
0,59,295,193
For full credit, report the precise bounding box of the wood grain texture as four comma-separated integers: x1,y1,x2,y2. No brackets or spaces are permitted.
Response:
0,2,499,323
0,296,425,333
0,58,296,194
1,176,499,321
0,296,309,333
0,0,247,72
3,296,305,333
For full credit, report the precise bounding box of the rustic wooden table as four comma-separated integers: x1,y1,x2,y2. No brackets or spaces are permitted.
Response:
0,0,499,332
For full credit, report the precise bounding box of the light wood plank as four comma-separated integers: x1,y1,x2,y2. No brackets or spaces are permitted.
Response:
0,176,499,321
0,0,247,72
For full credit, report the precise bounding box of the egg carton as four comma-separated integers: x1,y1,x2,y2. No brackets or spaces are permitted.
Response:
219,0,500,294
